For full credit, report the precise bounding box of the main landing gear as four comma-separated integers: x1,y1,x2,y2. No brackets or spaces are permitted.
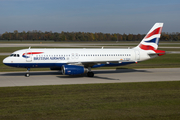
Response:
87,67,94,77
25,68,30,77
87,72,94,77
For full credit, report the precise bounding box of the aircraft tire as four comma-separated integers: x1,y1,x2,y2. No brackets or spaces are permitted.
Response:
25,73,30,77
87,72,94,77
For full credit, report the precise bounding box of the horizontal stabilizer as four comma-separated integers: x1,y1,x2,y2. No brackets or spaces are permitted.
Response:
148,50,165,56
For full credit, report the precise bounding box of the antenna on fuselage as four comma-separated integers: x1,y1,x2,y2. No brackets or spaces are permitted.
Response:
29,46,31,49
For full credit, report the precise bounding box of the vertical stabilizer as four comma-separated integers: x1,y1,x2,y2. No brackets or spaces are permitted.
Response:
135,23,163,50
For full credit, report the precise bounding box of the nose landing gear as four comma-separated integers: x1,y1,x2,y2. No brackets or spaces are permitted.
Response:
25,68,30,77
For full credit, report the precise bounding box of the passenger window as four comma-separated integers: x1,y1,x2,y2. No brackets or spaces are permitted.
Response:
17,54,19,57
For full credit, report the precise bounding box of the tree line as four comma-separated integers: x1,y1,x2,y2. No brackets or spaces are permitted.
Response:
0,30,180,41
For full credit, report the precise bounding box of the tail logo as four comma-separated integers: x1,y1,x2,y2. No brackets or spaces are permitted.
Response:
144,27,162,39
138,23,163,51
144,27,162,45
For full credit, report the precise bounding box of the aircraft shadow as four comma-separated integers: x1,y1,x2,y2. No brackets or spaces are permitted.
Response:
94,68,148,74
0,69,150,78
57,68,150,80
0,71,61,76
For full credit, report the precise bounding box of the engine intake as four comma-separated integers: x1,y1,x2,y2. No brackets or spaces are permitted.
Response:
62,65,88,75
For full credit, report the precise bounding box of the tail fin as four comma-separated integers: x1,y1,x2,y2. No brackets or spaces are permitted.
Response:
136,23,163,50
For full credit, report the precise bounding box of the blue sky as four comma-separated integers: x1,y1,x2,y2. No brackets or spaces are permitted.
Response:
0,0,180,34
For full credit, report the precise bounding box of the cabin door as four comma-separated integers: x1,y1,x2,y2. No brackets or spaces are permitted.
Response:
26,50,32,62
135,50,140,61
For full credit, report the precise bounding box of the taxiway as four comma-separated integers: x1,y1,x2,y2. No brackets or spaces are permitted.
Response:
0,68,180,87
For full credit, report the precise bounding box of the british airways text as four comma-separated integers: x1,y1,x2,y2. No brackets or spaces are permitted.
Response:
34,57,65,60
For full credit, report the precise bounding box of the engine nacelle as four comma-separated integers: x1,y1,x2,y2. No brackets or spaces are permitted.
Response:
62,65,88,75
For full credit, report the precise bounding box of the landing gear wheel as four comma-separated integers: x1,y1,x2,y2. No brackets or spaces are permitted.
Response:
25,68,30,77
25,73,30,77
87,72,94,77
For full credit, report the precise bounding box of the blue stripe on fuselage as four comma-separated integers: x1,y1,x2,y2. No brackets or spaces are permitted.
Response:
3,63,66,68
4,62,135,68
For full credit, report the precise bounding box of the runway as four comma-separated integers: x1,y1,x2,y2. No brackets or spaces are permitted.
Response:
0,68,180,87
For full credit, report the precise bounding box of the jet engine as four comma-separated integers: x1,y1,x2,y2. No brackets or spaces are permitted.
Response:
62,65,88,75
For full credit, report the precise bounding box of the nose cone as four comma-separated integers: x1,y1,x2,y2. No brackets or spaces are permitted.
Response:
3,57,18,67
3,57,10,65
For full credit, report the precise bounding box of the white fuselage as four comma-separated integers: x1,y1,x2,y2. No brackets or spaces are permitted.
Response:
3,48,153,69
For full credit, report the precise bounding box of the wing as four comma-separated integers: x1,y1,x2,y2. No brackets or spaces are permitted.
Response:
66,59,125,68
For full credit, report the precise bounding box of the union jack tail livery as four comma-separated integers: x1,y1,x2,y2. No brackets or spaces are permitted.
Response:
134,23,165,56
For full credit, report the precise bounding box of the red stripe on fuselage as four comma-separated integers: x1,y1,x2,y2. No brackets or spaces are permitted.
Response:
23,52,44,55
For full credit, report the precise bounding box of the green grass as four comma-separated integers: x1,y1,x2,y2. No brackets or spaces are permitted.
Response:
0,82,180,120
90,43,180,47
0,41,139,44
159,44,180,47
0,47,29,53
0,47,102,53
160,48,180,51
0,47,80,53
0,45,180,53
1,54,180,72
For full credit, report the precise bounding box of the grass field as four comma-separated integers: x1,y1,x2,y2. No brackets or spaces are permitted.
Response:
0,82,180,120
0,46,180,53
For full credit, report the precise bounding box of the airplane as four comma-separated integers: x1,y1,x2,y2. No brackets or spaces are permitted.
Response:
3,23,165,77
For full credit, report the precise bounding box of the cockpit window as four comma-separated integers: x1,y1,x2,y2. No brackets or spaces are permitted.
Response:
10,54,20,57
